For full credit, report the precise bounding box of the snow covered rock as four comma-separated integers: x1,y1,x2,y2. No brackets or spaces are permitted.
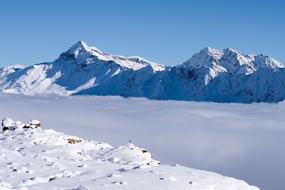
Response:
1,117,15,131
24,119,41,129
1,118,41,131
1,117,25,131
0,121,259,190
102,143,160,166
0,41,284,103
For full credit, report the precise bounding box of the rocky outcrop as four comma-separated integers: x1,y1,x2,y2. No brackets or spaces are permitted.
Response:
1,117,41,131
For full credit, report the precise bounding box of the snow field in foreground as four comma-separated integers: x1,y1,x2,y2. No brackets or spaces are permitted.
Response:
0,127,259,190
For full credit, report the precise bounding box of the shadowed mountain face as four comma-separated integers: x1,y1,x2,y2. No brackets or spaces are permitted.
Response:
0,41,285,103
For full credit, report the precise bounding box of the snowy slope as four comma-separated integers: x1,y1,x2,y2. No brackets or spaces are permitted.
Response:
0,123,259,190
0,41,165,96
168,47,285,102
0,41,284,103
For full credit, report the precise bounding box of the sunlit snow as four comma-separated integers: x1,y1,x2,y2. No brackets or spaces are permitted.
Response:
0,118,258,190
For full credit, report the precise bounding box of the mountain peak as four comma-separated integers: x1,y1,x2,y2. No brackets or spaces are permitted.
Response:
200,47,241,56
223,48,241,55
200,47,214,54
201,46,213,51
182,47,284,75
67,40,89,54
76,40,88,47
200,47,223,58
56,41,165,71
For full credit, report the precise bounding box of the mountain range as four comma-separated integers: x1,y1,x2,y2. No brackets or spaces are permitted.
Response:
1,41,284,103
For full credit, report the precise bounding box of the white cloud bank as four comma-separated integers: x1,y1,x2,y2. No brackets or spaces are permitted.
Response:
0,94,284,190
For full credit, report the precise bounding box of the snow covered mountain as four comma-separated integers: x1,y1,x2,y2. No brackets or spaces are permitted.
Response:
0,118,259,189
152,47,285,102
0,41,284,103
0,41,165,96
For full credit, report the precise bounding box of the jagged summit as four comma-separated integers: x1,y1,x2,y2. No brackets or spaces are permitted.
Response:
198,47,243,59
57,41,165,71
68,40,89,52
200,47,223,57
0,43,285,103
182,47,283,72
67,40,104,56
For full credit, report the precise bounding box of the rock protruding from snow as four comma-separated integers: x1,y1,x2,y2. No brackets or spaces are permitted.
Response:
0,120,259,190
1,118,41,131
102,143,160,166
1,117,15,131
25,119,41,129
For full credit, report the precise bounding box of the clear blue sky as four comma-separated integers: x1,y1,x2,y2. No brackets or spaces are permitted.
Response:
0,0,284,67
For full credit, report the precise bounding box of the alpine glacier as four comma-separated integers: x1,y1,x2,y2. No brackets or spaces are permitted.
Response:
0,41,284,103
0,118,259,190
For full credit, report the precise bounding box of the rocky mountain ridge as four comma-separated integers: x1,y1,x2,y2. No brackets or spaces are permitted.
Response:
0,41,284,103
